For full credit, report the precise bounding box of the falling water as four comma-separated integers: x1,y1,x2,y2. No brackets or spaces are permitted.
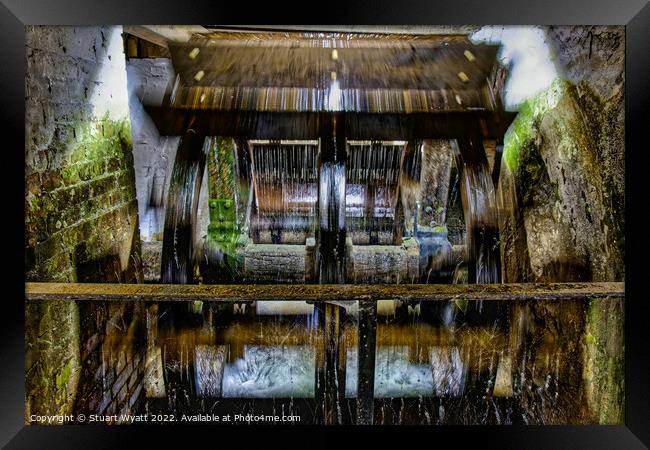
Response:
458,162,501,285
161,128,208,284
346,142,404,245
250,142,318,244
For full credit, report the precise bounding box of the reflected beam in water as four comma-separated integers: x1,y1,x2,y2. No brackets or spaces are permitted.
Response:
314,303,347,424
256,301,314,315
194,345,226,397
346,347,435,398
222,346,315,398
492,352,513,397
144,346,166,398
357,300,377,425
32,295,624,424
431,347,466,397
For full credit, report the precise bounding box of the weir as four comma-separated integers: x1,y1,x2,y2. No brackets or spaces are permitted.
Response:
24,26,626,426
143,30,599,424
160,127,208,284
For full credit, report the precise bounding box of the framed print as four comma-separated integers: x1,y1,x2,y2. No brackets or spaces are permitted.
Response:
2,0,649,447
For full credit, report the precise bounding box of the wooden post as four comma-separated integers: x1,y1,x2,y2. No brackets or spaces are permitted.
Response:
397,139,421,239
365,184,377,244
305,237,316,283
357,299,377,425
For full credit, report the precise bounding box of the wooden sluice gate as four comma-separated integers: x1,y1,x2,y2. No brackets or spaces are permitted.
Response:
138,31,519,287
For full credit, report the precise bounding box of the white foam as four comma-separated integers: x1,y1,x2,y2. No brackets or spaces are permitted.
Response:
471,26,559,110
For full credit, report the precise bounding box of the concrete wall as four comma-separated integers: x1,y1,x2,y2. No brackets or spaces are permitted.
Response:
24,26,144,418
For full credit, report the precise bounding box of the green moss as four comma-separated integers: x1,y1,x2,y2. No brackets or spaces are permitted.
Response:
205,138,240,266
207,137,236,200
454,297,468,314
191,301,203,314
431,225,448,235
65,113,132,170
584,298,624,424
26,112,135,282
503,78,566,172
55,361,72,389
26,299,80,416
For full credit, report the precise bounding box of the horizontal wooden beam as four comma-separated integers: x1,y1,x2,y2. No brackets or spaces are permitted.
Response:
122,25,170,49
167,41,498,91
145,107,516,140
25,282,624,303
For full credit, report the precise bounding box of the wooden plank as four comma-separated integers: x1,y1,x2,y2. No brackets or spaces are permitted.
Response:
25,282,624,303
314,303,347,424
167,42,498,91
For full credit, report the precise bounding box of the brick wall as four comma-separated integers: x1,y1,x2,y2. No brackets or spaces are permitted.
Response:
74,302,147,421
24,26,144,419
25,25,142,283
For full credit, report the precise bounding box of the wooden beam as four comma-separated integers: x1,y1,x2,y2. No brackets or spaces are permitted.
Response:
25,282,624,303
314,303,347,424
145,107,516,140
168,41,498,91
123,25,170,49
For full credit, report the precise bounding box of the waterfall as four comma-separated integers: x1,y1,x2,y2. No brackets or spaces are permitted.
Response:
160,128,208,284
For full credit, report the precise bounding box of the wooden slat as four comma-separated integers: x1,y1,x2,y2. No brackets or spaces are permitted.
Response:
168,42,498,91
25,282,624,303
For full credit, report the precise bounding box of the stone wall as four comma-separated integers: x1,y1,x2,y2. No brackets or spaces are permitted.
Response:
495,26,625,424
25,25,142,283
24,26,144,419
125,58,178,243
497,26,624,283
582,297,624,424
25,300,147,422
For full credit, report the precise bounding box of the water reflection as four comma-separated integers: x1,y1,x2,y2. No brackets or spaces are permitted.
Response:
60,297,603,424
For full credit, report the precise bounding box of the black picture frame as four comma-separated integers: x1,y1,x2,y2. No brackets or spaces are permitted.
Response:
3,1,649,447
